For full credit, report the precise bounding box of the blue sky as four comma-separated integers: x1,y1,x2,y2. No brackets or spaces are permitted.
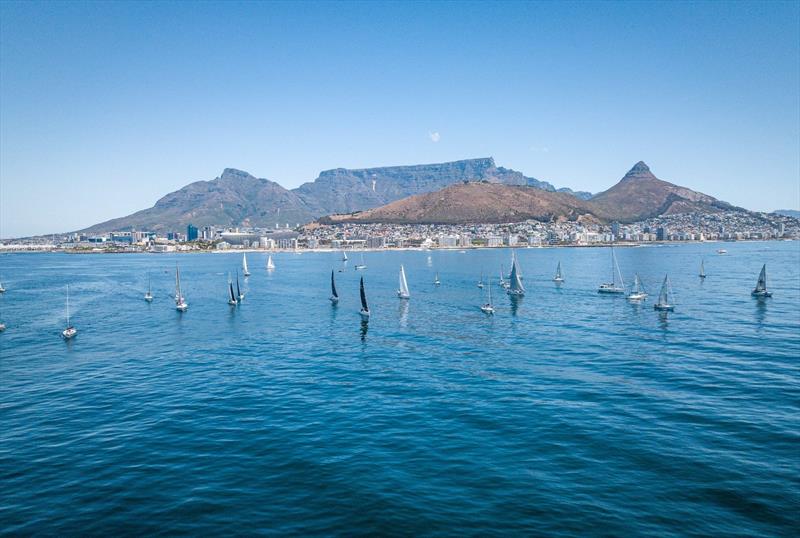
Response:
1,0,798,237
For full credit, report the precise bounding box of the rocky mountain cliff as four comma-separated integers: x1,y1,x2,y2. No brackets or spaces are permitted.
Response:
321,182,600,225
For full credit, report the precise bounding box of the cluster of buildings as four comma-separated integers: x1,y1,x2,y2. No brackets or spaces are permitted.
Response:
1,210,797,253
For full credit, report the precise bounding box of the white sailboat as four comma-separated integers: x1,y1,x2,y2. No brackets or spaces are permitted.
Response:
653,274,675,311
266,255,275,270
699,259,706,279
553,261,564,283
499,265,509,289
480,282,495,315
507,252,525,296
627,273,648,301
175,265,188,311
227,274,238,305
330,270,339,304
598,247,625,294
751,264,772,298
341,251,348,262
359,276,370,319
717,248,727,255
0,279,5,293
144,273,153,302
242,253,251,276
397,265,410,299
355,254,366,270
61,285,77,339
477,270,484,289
434,272,441,286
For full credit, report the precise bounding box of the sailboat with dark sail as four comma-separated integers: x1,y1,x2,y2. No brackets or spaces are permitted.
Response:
236,271,244,302
699,259,706,279
228,274,238,305
330,270,339,304
359,276,370,319
751,264,772,298
653,275,675,311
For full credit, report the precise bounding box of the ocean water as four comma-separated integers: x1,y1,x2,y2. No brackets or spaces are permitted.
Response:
1,242,799,536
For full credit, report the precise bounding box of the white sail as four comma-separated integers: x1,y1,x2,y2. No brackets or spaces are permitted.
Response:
266,255,275,270
342,251,348,262
507,253,525,295
700,260,706,278
397,265,410,298
751,264,771,297
175,265,188,311
654,274,674,310
242,253,250,276
554,261,563,282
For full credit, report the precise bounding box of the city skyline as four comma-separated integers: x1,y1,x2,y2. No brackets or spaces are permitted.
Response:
1,1,799,238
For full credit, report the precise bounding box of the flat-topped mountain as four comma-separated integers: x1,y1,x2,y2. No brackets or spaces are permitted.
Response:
321,182,600,225
79,158,587,233
589,161,739,222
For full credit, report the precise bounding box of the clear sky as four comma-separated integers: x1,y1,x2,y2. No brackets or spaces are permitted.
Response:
1,0,798,237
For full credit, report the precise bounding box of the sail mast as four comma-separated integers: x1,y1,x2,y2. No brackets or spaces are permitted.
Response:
66,285,70,326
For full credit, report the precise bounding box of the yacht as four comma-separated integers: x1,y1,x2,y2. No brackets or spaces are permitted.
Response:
751,264,772,298
242,253,251,277
627,273,648,301
434,272,441,286
480,282,495,315
228,274,238,305
506,252,525,296
175,265,188,312
598,247,625,294
61,285,77,339
477,271,484,289
144,273,153,302
699,259,706,279
330,270,339,304
266,255,275,270
359,277,370,319
553,261,564,283
397,265,410,299
717,248,728,255
653,275,675,311
355,254,367,270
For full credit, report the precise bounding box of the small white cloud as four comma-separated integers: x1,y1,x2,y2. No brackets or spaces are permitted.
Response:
429,131,441,143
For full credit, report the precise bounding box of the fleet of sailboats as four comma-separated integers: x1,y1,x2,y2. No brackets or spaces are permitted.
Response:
397,265,410,299
598,247,626,294
751,264,772,298
62,285,77,339
242,253,251,277
653,275,675,311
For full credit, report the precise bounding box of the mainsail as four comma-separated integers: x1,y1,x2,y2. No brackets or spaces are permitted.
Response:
657,275,670,305
228,277,237,304
360,276,369,312
330,270,338,299
242,253,250,275
398,265,410,298
509,253,525,294
755,264,767,293
555,261,562,280
611,248,625,288
236,272,242,300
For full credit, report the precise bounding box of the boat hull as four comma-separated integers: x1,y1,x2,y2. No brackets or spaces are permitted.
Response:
61,327,77,339
751,290,773,298
359,309,370,319
654,304,674,311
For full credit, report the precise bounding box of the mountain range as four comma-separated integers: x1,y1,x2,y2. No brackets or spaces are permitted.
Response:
80,158,740,233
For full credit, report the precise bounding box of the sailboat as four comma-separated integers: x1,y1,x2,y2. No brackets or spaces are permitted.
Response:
0,279,5,293
175,265,188,311
751,264,772,298
266,255,275,270
699,259,706,279
227,274,238,305
477,271,484,289
553,261,564,283
653,275,675,311
236,271,244,301
342,251,348,262
598,247,625,294
144,273,153,302
480,282,495,314
397,265,410,299
242,253,251,277
355,254,367,270
359,276,370,319
499,265,509,289
330,270,339,304
627,273,648,301
507,252,525,296
61,285,77,339
434,272,441,286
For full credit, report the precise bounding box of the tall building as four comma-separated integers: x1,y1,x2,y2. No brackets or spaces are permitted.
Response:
187,224,198,241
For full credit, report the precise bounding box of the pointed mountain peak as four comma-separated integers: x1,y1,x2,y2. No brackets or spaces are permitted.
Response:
220,168,255,180
621,161,657,181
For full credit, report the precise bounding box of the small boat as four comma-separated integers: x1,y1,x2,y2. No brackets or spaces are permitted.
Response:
553,261,564,283
0,322,5,332
228,274,238,305
480,282,495,315
598,247,625,294
627,273,648,301
0,279,5,293
175,265,188,311
717,249,728,255
341,251,348,262
434,272,441,286
699,259,706,279
751,264,772,298
144,273,153,302
330,270,339,304
499,265,509,289
355,254,367,271
236,271,244,302
266,255,275,270
397,264,411,299
653,275,675,311
359,276,370,319
242,253,251,277
506,252,525,296
477,271,484,289
61,285,77,339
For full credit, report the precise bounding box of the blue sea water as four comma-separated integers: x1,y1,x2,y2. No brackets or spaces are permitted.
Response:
1,241,799,536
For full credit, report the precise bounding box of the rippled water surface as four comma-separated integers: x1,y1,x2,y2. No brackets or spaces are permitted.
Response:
1,242,799,535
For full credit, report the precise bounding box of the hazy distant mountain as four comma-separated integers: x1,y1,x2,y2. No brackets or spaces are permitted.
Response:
78,158,589,233
773,209,800,218
82,168,316,233
588,161,739,223
321,182,600,225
